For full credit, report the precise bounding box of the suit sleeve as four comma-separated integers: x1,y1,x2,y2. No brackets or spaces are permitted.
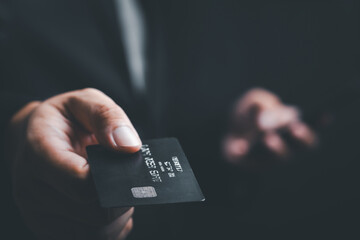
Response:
0,2,38,163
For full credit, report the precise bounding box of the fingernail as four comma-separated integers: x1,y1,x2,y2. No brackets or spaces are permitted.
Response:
112,126,140,147
258,111,278,129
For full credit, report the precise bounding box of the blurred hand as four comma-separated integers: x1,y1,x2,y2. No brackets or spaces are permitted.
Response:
223,88,317,169
8,88,141,239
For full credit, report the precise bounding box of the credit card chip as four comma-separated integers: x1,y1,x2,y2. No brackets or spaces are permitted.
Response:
131,186,157,198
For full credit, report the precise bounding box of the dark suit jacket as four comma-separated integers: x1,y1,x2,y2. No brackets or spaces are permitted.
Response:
1,0,359,239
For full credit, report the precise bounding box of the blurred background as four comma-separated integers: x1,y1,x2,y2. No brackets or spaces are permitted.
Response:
1,0,359,239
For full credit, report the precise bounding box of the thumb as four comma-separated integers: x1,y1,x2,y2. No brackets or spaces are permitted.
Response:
63,88,141,153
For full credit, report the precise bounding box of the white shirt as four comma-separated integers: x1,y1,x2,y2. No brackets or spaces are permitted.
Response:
114,0,147,94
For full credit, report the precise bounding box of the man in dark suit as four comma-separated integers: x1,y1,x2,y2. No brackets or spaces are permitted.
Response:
1,0,359,239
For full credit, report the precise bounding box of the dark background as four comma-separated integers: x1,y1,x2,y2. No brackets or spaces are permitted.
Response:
1,0,359,239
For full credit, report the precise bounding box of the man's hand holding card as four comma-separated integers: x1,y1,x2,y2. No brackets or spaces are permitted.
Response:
8,88,204,240
8,89,142,240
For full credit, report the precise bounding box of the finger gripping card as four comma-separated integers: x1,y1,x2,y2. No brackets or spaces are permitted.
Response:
86,138,205,207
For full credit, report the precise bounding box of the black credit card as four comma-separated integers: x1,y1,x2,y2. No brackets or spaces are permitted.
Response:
86,138,205,208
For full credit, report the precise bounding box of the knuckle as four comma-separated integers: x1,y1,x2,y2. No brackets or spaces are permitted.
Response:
95,103,117,116
68,88,106,106
80,87,104,96
93,104,126,126
68,88,103,104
